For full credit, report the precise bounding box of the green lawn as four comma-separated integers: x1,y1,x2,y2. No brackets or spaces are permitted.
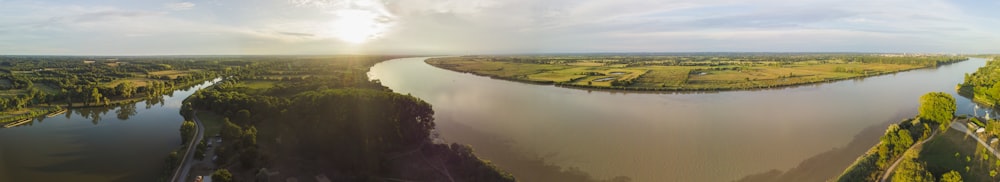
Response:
917,131,998,181
196,111,226,137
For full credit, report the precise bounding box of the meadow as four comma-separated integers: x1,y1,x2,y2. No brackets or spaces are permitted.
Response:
427,54,966,91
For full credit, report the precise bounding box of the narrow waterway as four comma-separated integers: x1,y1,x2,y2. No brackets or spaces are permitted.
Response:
369,57,991,181
0,79,218,182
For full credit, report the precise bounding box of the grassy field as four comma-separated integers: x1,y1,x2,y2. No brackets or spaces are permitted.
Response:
241,81,277,89
196,111,226,137
149,70,201,79
426,57,927,91
103,78,152,87
917,131,997,181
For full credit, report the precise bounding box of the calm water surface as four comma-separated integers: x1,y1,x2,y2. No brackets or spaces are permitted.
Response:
369,57,991,181
0,79,217,182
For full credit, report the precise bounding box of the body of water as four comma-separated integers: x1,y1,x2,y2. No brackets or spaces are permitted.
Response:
369,57,991,181
0,79,217,182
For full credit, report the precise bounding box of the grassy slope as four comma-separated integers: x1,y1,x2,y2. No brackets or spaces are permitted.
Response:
917,130,997,181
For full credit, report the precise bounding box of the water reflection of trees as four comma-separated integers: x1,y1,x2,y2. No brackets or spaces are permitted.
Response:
66,99,148,125
116,103,137,120
145,96,165,109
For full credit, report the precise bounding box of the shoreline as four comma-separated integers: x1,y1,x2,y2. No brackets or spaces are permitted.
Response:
0,77,217,127
425,58,968,94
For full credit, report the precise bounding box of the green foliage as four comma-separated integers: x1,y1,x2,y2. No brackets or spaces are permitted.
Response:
183,56,515,181
221,118,243,142
212,169,233,182
893,158,934,182
959,57,1000,106
235,109,251,125
940,170,962,182
179,120,196,144
838,118,927,182
0,55,225,111
919,92,956,128
195,140,207,160
114,81,136,98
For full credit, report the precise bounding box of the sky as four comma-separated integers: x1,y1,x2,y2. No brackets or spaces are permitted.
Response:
1,0,1000,55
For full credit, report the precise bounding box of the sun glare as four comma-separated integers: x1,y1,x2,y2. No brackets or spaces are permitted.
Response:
330,9,391,44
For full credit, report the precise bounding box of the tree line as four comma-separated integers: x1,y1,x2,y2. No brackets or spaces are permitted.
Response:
182,56,515,181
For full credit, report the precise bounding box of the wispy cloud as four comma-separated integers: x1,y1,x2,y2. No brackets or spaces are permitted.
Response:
165,2,195,11
1,0,999,55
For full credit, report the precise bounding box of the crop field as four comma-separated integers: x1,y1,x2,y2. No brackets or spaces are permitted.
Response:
426,54,963,91
103,78,153,88
149,69,202,79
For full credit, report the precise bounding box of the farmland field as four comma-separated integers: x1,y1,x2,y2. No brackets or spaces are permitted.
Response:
426,54,966,91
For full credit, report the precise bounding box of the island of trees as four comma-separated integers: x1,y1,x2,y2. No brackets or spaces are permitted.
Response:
176,56,515,181
426,53,967,91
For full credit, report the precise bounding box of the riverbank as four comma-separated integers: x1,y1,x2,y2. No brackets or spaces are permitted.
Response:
0,106,62,125
373,56,989,181
955,56,1000,108
426,55,967,92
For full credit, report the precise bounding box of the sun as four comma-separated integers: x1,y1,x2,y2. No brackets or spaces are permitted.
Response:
330,9,391,44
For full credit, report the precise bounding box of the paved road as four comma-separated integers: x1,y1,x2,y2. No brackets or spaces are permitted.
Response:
949,121,1000,159
171,110,204,182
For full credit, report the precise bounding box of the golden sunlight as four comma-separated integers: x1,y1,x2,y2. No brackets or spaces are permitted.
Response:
330,9,391,44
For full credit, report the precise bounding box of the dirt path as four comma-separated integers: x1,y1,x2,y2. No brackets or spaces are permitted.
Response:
879,126,937,182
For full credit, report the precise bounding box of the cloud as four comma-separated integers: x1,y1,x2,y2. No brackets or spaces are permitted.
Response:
165,2,195,11
277,31,314,37
2,0,1000,55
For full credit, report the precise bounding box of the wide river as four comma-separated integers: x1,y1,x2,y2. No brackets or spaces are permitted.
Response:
0,79,217,182
369,57,993,182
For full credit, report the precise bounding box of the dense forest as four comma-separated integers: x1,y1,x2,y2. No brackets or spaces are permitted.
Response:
181,56,515,181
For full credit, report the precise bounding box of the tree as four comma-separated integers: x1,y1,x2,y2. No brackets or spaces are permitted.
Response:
893,158,934,182
179,120,196,144
940,170,961,182
243,125,258,146
115,81,136,98
195,140,207,160
90,87,103,106
235,109,251,125
212,169,233,182
919,92,956,130
221,118,243,142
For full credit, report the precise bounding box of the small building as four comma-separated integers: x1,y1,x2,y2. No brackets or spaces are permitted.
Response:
990,137,998,144
83,60,96,64
977,128,986,133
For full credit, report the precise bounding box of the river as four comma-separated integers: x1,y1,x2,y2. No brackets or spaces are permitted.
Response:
0,79,218,182
368,57,992,181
